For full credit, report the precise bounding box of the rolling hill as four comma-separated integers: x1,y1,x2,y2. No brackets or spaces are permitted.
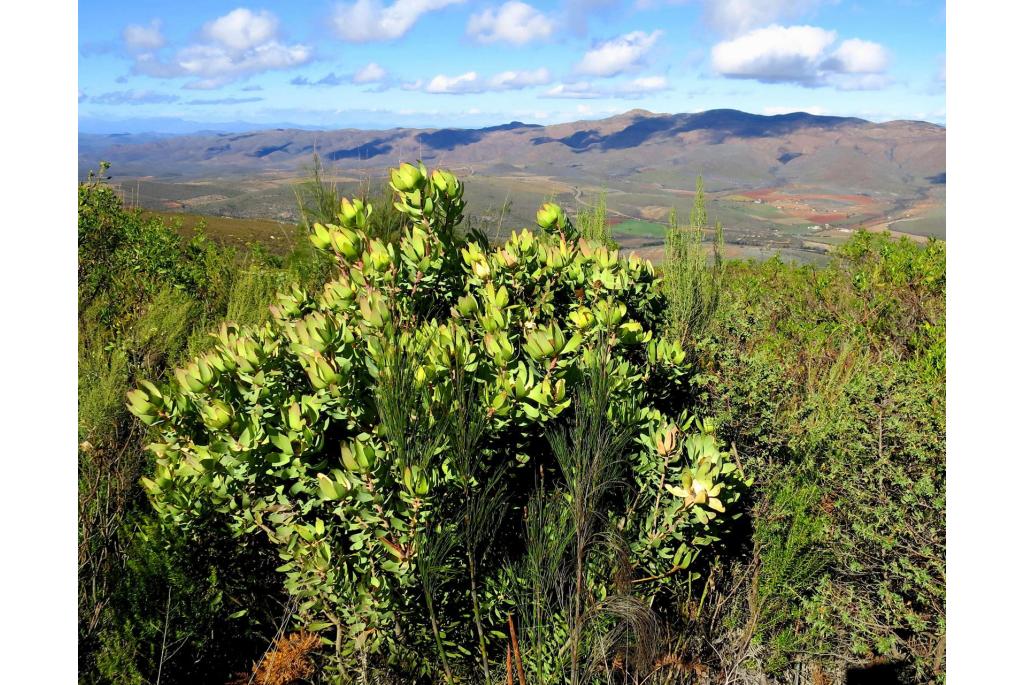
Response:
79,108,945,261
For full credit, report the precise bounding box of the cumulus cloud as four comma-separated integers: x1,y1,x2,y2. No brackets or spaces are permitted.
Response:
542,75,669,99
711,25,889,88
467,2,555,45
123,20,165,52
85,90,180,105
575,30,662,77
353,62,388,83
416,68,551,93
130,8,311,89
332,0,465,42
201,9,278,51
822,38,888,74
424,72,482,93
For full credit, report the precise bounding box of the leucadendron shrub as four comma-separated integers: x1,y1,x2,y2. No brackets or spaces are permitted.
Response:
129,163,747,678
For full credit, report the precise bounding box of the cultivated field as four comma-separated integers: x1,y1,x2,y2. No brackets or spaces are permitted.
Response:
109,169,943,266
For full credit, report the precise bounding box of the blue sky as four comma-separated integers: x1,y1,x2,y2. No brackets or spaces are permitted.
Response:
78,1,946,132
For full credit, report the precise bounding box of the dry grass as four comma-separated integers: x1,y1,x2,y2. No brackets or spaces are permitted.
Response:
249,632,321,685
142,209,300,254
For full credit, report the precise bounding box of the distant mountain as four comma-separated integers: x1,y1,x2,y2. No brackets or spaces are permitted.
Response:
79,109,944,197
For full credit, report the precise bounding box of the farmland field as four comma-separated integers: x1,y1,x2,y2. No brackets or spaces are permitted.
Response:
106,168,942,267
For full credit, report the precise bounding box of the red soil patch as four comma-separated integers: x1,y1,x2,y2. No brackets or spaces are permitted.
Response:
804,213,845,223
740,189,777,200
728,189,876,209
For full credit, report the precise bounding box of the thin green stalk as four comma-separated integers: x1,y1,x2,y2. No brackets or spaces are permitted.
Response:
421,570,454,684
467,552,492,685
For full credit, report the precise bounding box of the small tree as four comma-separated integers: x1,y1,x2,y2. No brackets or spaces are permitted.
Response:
663,174,724,345
576,189,614,248
130,163,747,681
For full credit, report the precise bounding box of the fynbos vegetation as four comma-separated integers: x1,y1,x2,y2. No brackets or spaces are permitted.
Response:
80,161,945,684
129,162,747,681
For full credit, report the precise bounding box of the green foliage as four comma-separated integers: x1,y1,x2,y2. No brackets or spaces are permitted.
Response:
662,175,724,345
575,189,615,248
132,162,745,681
87,156,944,684
295,152,407,247
78,166,329,683
751,483,829,673
693,231,946,682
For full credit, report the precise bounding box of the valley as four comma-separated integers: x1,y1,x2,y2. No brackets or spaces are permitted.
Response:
81,108,945,262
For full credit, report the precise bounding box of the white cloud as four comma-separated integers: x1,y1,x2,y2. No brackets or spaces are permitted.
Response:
353,62,389,83
174,42,311,89
542,75,669,99
130,8,311,89
202,9,278,51
711,25,890,89
421,68,551,93
823,38,888,74
467,2,555,45
425,71,483,93
575,30,662,77
703,0,824,36
711,25,835,84
332,0,465,42
123,20,165,52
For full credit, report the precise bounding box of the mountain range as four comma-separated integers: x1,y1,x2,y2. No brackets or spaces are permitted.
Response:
78,109,945,260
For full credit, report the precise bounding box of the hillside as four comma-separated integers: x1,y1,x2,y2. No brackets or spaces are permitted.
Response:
79,109,945,259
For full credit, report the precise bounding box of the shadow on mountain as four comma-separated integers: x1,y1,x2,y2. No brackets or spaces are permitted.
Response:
325,138,393,161
204,144,230,159
532,109,865,152
530,129,601,150
250,143,291,158
778,152,803,164
416,129,484,151
416,121,539,151
481,121,540,133
601,116,680,149
680,109,864,137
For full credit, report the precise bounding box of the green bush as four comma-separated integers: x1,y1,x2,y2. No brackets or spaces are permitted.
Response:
84,158,944,684
78,166,330,683
692,232,945,682
662,175,724,345
575,189,614,248
131,163,747,682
